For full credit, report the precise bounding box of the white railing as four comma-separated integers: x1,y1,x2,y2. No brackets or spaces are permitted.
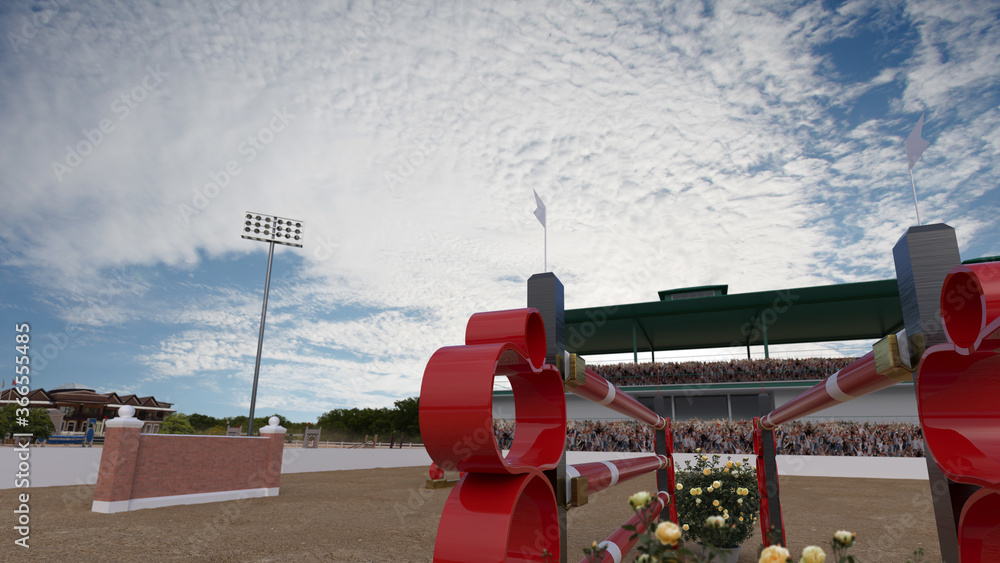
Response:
283,440,424,449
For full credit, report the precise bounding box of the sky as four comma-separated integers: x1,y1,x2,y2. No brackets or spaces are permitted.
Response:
1,0,998,423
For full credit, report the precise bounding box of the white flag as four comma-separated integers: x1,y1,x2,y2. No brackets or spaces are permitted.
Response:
905,113,931,170
533,190,546,228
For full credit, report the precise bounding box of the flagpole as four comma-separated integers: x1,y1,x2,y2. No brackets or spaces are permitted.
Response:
908,167,921,226
544,227,547,272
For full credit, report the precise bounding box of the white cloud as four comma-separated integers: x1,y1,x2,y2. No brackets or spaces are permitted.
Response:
1,0,997,416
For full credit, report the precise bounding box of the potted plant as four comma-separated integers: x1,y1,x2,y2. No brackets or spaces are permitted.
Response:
674,453,760,562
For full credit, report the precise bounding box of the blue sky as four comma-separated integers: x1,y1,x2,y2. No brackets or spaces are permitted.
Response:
1,0,998,422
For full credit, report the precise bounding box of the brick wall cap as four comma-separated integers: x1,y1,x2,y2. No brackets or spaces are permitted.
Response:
106,418,144,429
259,417,286,435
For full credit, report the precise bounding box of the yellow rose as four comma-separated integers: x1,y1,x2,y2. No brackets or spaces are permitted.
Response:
739,516,744,522
738,498,743,504
833,531,855,548
735,461,742,467
705,515,725,528
706,486,714,492
759,545,790,563
628,491,652,510
800,545,826,563
712,481,722,489
703,468,712,476
655,521,682,546
726,461,734,468
682,524,689,531
724,468,730,473
701,455,708,460
713,500,720,507
676,483,683,491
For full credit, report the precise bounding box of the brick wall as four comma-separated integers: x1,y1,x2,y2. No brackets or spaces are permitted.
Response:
93,411,285,513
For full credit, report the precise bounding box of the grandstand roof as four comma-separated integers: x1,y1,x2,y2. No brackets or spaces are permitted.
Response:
564,279,904,356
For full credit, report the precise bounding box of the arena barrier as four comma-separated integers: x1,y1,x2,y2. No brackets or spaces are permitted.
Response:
91,407,286,513
753,259,1000,560
420,308,677,562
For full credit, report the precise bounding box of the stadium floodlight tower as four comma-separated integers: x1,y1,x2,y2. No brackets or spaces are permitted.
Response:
241,211,303,436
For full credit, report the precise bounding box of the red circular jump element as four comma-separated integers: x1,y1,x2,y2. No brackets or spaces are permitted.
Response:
917,342,1000,488
420,345,566,474
941,263,1000,353
429,463,444,480
466,308,547,370
434,470,560,562
918,262,1000,489
957,488,1000,562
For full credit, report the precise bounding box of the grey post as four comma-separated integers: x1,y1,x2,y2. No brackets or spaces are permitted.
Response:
892,223,977,563
757,392,784,544
528,273,566,563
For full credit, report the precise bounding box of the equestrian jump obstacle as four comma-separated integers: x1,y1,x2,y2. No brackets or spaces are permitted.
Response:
420,224,999,562
420,307,679,562
751,225,1000,562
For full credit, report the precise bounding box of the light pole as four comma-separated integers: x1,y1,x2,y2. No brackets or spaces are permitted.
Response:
241,211,303,435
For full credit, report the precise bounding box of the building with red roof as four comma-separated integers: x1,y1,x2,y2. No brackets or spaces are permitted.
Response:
0,383,175,434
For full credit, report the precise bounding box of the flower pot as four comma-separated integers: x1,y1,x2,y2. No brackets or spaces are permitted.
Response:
698,543,740,563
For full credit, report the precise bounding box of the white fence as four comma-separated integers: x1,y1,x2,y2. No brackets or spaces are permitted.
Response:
1,446,928,490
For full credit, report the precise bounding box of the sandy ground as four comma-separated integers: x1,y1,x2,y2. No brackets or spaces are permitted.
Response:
1,467,942,562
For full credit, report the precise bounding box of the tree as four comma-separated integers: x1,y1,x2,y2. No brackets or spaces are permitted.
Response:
0,405,55,441
158,413,195,434
392,397,420,438
188,413,222,431
314,397,422,442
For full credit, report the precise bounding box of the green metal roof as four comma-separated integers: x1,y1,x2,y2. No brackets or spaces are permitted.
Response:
963,255,1000,265
657,285,728,301
564,279,904,356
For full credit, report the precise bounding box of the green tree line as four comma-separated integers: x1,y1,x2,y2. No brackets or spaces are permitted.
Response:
314,397,419,442
158,397,420,443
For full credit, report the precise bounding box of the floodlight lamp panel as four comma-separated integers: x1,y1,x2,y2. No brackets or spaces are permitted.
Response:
241,211,304,247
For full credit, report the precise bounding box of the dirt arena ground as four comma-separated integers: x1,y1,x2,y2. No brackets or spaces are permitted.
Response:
1,467,942,562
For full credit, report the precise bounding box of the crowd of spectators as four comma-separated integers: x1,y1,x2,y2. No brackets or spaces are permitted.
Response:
590,357,859,387
494,418,924,457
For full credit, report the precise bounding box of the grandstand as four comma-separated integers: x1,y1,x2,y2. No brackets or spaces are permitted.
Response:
492,278,922,424
492,357,919,424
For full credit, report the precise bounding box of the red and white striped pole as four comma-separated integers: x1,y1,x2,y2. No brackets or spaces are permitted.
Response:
571,368,667,429
566,455,670,499
759,340,909,430
578,491,671,563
